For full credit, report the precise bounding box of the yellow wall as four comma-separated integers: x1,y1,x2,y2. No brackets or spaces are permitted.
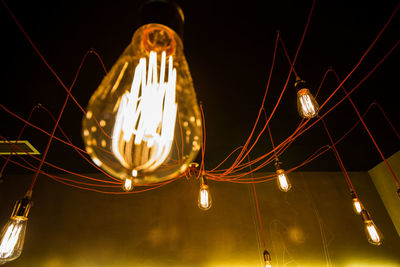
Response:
368,150,400,237
0,171,399,266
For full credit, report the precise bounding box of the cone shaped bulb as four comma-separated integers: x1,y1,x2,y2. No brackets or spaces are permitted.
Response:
82,24,202,184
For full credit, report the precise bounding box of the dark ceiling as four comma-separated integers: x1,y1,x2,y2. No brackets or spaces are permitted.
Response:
1,0,399,177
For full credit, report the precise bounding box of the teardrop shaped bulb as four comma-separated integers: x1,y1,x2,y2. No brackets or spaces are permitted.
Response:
276,169,291,192
361,210,383,246
0,218,27,263
297,88,319,118
82,24,202,184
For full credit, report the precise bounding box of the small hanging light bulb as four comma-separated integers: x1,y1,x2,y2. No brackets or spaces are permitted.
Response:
275,160,291,192
350,191,363,215
198,176,212,211
263,250,272,267
0,194,32,263
360,209,383,246
122,177,134,192
295,77,319,119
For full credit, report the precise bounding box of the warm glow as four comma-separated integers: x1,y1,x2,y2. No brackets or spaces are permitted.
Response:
112,51,177,173
276,169,291,192
82,24,203,184
198,185,212,210
122,178,133,192
0,218,27,262
365,222,382,245
297,88,319,118
0,223,22,258
352,198,362,214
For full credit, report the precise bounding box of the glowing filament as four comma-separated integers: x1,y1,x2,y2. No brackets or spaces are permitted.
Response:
297,88,319,118
0,221,23,258
299,95,316,117
198,185,212,210
366,223,381,244
112,51,177,174
352,198,362,214
276,169,291,192
122,178,133,192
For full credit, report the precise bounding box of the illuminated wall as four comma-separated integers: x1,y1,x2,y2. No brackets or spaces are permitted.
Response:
0,170,399,266
369,150,400,237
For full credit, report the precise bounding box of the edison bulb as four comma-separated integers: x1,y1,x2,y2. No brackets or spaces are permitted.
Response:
350,192,363,215
198,177,212,210
352,198,362,215
122,177,134,192
0,197,31,263
276,169,291,192
297,88,319,118
82,22,202,184
361,210,383,246
295,77,319,118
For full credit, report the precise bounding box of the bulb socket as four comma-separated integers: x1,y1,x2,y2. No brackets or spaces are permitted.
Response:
294,77,307,92
10,197,32,220
136,0,184,40
200,175,208,186
263,250,271,262
360,209,372,222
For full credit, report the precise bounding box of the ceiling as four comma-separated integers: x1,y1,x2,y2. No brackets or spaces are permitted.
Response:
1,0,399,177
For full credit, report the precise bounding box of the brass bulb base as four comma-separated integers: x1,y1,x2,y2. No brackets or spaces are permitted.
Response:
263,250,271,262
360,209,371,222
10,197,32,221
136,0,184,39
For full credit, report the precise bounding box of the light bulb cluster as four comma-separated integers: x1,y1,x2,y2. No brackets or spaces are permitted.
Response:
350,191,383,246
0,195,32,264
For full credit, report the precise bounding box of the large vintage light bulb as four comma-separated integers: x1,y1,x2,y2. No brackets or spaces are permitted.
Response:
198,176,212,211
263,250,272,267
361,210,383,246
82,2,202,185
295,77,319,118
0,196,32,264
350,191,363,215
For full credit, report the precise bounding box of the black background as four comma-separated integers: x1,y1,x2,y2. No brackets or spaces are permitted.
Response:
1,0,399,175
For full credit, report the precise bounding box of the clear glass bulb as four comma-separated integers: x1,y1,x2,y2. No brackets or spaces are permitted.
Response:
364,220,383,245
297,88,319,118
276,169,291,192
0,218,27,263
198,184,212,211
361,210,383,246
352,197,363,215
122,177,134,192
82,23,202,184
